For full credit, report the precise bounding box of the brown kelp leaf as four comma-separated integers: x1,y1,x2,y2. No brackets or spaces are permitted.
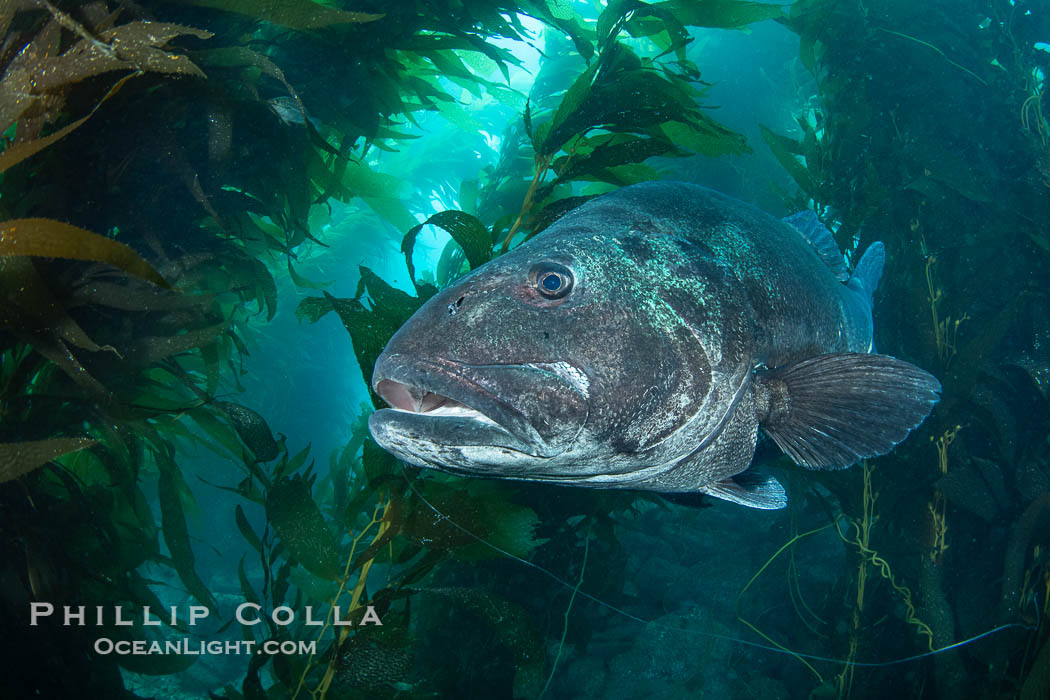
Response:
70,279,209,312
32,22,212,92
0,258,111,395
122,323,224,367
0,256,108,353
178,0,383,30
0,17,60,131
0,218,168,287
98,22,212,77
0,437,97,482
266,475,341,580
0,71,138,173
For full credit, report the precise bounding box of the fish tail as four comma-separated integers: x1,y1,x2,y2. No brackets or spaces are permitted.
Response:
848,241,886,308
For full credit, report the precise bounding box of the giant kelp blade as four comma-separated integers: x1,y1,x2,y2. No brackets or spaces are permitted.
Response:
551,133,684,185
0,219,168,287
235,505,263,554
760,124,816,197
156,454,219,613
0,437,97,482
661,118,749,157
216,402,280,463
299,271,435,406
0,70,138,173
540,59,601,155
402,210,492,287
265,475,341,580
91,22,212,78
178,0,384,29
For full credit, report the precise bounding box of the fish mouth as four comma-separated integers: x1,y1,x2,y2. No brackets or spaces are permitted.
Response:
374,378,502,427
369,354,547,471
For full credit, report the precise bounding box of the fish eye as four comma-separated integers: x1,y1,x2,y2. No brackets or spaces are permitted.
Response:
531,262,573,299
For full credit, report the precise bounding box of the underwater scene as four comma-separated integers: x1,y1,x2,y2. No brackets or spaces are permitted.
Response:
1,0,1049,698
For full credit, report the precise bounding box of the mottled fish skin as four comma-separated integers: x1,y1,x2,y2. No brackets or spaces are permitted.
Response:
368,182,922,499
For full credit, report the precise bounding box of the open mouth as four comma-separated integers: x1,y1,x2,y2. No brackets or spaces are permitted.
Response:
374,378,500,427
370,354,589,469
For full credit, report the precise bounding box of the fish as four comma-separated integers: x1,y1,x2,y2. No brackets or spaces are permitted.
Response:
368,182,941,509
267,96,321,130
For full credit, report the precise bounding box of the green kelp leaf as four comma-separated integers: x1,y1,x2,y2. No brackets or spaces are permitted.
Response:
660,0,786,28
0,437,97,483
216,402,280,463
539,42,717,157
251,258,278,321
316,270,436,405
541,58,601,155
601,0,691,59
274,444,312,482
187,405,244,462
195,47,307,127
296,295,333,324
760,125,816,197
238,554,260,605
0,219,168,287
266,475,341,580
402,210,491,287
235,505,263,553
362,438,397,485
552,133,684,184
287,258,331,289
662,118,750,157
546,0,576,20
178,0,383,29
157,453,218,613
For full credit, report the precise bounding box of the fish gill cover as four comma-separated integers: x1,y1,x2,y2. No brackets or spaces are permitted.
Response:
0,1,1047,699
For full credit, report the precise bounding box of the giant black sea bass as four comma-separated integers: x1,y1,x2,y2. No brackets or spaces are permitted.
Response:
369,182,941,509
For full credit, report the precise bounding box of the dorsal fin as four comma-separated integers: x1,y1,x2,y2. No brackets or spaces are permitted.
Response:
783,211,849,281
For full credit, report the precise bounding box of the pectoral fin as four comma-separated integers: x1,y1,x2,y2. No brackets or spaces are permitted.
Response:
699,472,787,510
754,353,940,469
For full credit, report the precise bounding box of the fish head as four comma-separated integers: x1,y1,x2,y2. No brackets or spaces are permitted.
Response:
369,204,751,485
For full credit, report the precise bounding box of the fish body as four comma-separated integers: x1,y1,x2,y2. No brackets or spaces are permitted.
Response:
369,182,940,508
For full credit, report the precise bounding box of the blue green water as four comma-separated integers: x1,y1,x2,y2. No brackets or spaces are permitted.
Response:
1,1,1048,699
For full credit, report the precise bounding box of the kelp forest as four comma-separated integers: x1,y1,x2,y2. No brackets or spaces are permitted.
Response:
0,0,1048,698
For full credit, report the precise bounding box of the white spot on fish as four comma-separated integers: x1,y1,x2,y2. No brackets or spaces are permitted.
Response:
525,361,590,399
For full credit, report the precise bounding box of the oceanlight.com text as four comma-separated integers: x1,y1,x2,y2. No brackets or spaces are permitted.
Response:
94,638,317,656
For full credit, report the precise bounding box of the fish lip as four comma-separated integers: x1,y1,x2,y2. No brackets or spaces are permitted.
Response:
370,354,541,450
